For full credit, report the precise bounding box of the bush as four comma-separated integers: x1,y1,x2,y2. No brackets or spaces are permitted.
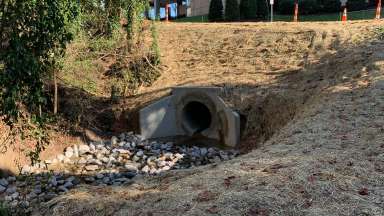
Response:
150,21,161,65
240,0,258,20
125,0,148,51
225,0,240,21
299,0,320,15
277,0,294,15
277,0,368,15
79,0,119,38
277,0,320,15
0,0,77,163
0,200,10,215
318,0,340,13
257,0,269,19
209,0,224,21
375,26,384,40
348,0,368,11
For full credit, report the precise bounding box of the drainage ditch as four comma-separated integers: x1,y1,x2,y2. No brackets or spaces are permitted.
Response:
1,89,303,214
0,131,239,213
182,101,212,134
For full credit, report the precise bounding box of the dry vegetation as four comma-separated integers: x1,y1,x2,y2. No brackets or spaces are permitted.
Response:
18,20,384,215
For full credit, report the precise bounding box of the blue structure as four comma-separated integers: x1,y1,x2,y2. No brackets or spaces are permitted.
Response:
149,0,187,20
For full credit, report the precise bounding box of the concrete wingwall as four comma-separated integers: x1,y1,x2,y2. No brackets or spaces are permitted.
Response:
189,0,241,17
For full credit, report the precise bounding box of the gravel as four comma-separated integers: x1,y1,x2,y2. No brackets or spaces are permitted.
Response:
5,186,17,195
0,131,239,213
0,185,6,193
0,178,9,187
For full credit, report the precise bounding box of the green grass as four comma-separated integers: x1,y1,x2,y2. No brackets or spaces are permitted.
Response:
61,59,100,94
274,8,379,22
60,30,125,96
175,8,381,22
375,26,384,39
0,202,10,216
174,15,208,23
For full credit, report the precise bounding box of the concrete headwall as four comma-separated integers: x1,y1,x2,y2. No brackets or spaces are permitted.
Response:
140,87,240,147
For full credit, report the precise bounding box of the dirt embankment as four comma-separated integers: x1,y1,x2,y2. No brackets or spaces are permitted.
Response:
121,21,380,150
31,21,384,216
2,20,377,174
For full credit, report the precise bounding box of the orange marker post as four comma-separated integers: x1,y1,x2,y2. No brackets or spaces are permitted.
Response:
341,7,347,22
376,0,382,19
293,0,299,22
165,4,169,22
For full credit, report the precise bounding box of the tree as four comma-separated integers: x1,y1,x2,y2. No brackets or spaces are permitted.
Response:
319,0,340,13
257,0,269,19
0,0,77,163
299,0,320,15
240,0,258,20
105,0,121,36
225,0,240,21
209,0,224,22
348,0,367,11
125,0,148,51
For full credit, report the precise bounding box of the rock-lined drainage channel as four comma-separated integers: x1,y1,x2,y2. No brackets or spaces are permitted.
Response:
0,132,239,213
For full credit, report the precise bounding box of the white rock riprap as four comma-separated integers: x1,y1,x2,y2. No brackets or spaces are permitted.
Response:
0,132,239,213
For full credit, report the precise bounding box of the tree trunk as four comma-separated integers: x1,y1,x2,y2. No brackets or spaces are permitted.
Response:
54,70,58,115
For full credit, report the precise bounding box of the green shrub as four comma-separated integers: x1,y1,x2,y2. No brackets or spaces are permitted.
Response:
78,0,120,38
209,0,224,21
150,21,161,65
0,202,10,216
348,0,368,11
240,0,258,20
375,27,384,40
125,0,148,51
277,0,368,15
257,0,269,19
0,0,77,163
299,0,320,15
277,0,294,15
318,0,340,13
278,0,320,15
225,0,240,21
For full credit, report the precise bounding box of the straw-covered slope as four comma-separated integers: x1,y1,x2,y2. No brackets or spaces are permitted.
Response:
32,20,384,215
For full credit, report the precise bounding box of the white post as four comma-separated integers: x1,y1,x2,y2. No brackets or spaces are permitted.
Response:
154,0,159,20
270,0,274,22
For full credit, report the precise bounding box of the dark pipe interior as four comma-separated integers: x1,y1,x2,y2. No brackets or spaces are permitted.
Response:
182,101,212,134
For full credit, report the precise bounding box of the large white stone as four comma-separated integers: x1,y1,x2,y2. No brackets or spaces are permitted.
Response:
79,144,91,155
73,144,79,157
0,185,6,193
65,147,74,158
0,178,8,187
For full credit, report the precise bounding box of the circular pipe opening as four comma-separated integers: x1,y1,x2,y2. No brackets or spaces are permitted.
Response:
182,101,212,134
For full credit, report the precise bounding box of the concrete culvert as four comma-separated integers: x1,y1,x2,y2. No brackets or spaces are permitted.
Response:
182,101,212,134
140,87,240,147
